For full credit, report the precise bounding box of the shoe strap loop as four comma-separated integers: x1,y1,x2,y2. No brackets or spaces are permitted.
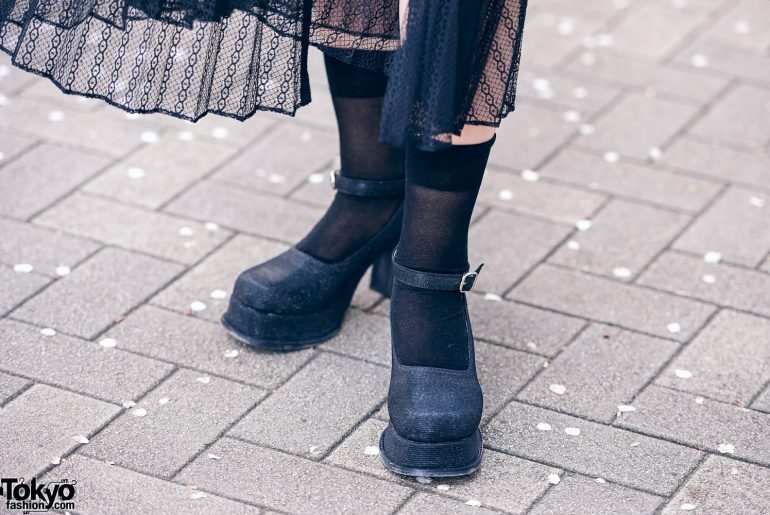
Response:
330,171,405,197
392,257,484,293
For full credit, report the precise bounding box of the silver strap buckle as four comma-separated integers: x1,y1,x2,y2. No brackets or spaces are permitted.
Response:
459,263,484,292
329,170,337,189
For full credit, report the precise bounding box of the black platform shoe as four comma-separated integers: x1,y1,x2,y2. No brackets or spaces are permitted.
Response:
221,172,404,351
380,255,485,477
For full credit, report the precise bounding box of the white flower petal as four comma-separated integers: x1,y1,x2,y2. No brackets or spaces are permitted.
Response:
674,368,693,379
549,384,567,395
564,427,581,436
364,446,379,456
547,473,561,485
537,422,552,431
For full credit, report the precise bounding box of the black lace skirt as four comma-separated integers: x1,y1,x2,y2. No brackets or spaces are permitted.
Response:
0,0,527,149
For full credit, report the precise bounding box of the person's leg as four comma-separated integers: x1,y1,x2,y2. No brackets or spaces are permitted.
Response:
381,131,494,476
392,134,494,369
222,55,405,350
296,55,405,262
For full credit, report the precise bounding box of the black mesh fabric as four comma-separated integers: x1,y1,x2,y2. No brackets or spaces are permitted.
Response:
0,0,528,150
296,54,403,263
392,137,493,370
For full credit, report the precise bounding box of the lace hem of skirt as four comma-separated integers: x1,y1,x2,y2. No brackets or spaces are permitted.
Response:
0,0,527,149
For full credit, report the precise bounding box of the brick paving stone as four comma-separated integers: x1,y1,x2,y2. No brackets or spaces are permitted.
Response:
518,324,678,422
0,384,118,479
0,143,109,220
213,123,337,196
517,64,622,117
564,48,727,105
178,437,412,515
661,138,770,191
576,93,699,160
83,134,237,209
654,310,770,404
673,186,770,267
619,385,770,467
539,148,722,212
0,217,100,276
0,371,29,405
509,264,715,341
529,474,663,515
752,386,770,414
608,3,704,60
698,0,770,54
0,128,36,161
0,266,49,315
47,455,261,515
157,112,277,146
106,305,314,389
323,310,391,366
469,209,572,294
476,342,544,424
152,234,288,322
229,353,388,457
398,493,500,515
0,97,147,156
164,179,322,242
19,80,103,113
294,87,338,129
489,103,578,170
478,169,607,225
689,84,770,148
484,401,702,495
326,418,557,514
35,193,231,265
548,199,690,280
468,294,586,357
672,37,770,84
0,55,36,94
85,369,265,477
639,251,770,316
522,3,611,68
289,171,336,207
661,455,770,515
0,318,173,402
12,247,184,339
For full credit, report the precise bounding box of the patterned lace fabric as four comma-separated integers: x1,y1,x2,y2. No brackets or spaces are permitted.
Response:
0,0,527,149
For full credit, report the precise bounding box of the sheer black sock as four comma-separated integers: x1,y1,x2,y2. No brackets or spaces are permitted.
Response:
392,137,495,370
296,55,405,262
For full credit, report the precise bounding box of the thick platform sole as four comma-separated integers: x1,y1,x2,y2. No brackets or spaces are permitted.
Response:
221,277,358,351
379,424,483,478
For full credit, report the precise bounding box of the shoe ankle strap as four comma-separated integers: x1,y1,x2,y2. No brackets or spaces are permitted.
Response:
392,257,485,293
329,171,405,197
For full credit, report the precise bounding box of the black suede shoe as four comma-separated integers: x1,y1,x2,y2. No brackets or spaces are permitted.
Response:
221,172,403,351
380,254,485,477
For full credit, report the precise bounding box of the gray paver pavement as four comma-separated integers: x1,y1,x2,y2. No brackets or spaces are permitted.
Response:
2,1,770,511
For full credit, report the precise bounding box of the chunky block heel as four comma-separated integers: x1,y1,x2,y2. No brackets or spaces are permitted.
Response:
222,172,404,352
379,424,482,477
369,246,395,297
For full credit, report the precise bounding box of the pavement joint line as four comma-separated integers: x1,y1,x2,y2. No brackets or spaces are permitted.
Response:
500,298,688,345
0,379,34,408
627,180,730,286
152,118,280,213
86,233,241,344
32,365,179,479
483,441,667,499
658,0,740,67
748,377,770,408
654,453,710,514
480,323,591,433
499,194,613,298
